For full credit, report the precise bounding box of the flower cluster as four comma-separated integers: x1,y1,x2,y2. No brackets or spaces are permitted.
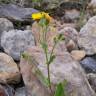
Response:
32,12,52,22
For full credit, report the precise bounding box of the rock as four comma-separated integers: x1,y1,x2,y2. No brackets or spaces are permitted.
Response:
60,1,83,10
0,18,14,33
0,18,14,51
87,73,96,92
59,27,78,51
64,9,80,22
0,84,14,96
32,22,58,46
15,87,26,96
0,53,20,84
88,0,96,9
0,85,7,96
18,0,82,10
78,16,96,55
80,57,96,73
66,40,78,52
20,46,95,96
0,4,38,22
1,30,35,61
71,50,86,61
59,27,78,42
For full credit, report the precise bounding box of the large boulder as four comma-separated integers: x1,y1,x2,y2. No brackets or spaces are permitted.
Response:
78,16,96,55
20,46,95,96
1,30,35,61
0,4,38,22
0,53,20,84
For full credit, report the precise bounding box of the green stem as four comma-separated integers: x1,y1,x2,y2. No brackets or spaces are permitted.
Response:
47,63,53,96
49,40,59,61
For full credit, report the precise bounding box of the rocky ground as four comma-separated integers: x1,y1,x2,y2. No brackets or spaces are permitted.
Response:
0,0,96,96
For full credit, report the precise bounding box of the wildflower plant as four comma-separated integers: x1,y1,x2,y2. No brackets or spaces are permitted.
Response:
31,12,66,96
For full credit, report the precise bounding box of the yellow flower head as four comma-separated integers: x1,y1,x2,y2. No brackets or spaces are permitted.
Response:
32,12,52,22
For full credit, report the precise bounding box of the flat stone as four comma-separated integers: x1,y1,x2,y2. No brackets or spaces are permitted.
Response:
71,50,86,61
0,4,38,22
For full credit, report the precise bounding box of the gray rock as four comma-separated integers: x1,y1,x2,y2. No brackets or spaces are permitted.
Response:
0,18,14,51
78,16,96,55
0,84,14,96
64,9,80,21
20,46,96,96
80,57,96,73
59,27,78,42
87,73,96,92
15,87,26,96
1,30,35,61
88,0,96,8
0,53,20,84
0,4,38,22
18,0,82,10
0,18,14,33
59,27,78,51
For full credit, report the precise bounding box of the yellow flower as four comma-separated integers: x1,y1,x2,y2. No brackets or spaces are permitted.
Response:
32,12,52,21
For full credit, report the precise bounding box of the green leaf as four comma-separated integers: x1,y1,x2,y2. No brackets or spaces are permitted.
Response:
42,77,50,87
54,83,64,96
22,53,30,60
35,68,49,87
48,54,56,65
58,34,65,41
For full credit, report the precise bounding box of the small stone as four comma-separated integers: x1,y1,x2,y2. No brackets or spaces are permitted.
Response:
0,18,14,33
87,73,96,92
80,57,96,73
66,40,78,52
15,87,26,96
59,27,78,42
0,53,21,84
71,50,86,61
64,9,80,21
0,84,14,96
58,27,78,51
